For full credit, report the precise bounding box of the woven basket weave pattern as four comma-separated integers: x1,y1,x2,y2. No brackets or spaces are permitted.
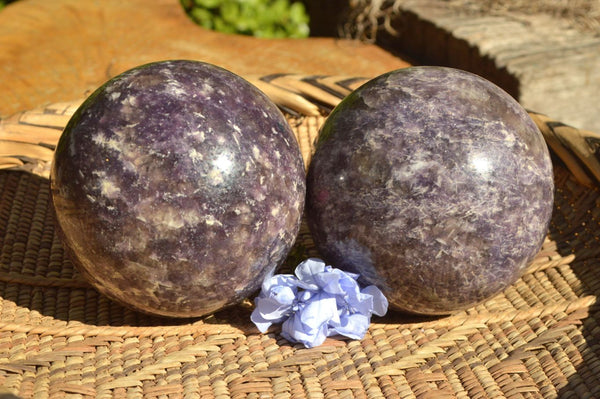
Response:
0,79,600,397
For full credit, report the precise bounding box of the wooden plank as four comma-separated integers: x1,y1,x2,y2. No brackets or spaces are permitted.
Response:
0,0,411,118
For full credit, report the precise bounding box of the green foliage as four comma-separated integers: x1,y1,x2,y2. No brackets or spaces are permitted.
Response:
181,0,310,38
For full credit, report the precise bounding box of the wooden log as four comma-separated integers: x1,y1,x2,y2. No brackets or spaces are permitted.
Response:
372,0,600,133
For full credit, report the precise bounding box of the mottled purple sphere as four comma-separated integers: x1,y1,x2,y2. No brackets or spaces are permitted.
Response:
306,66,554,315
51,60,305,317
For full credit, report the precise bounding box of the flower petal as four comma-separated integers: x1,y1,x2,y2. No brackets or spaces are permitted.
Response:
251,296,294,333
362,285,389,316
250,306,275,333
281,313,329,348
251,258,390,348
321,269,362,298
298,291,339,328
268,285,297,306
251,274,300,333
294,258,326,289
262,273,300,292
278,291,339,348
345,291,374,316
329,312,370,340
254,291,294,320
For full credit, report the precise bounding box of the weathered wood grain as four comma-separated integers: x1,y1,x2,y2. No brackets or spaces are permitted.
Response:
372,0,600,133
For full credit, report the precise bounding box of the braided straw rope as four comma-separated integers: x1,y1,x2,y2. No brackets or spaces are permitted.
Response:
0,74,600,397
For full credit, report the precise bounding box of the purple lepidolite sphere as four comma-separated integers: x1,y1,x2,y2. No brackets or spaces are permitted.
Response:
306,66,554,315
51,60,305,317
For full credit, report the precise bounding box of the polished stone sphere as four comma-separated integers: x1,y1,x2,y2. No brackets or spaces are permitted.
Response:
306,66,554,315
51,60,306,317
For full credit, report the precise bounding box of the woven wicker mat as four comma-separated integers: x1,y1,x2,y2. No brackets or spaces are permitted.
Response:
1,75,600,398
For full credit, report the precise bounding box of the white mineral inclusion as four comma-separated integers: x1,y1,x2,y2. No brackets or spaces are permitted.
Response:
165,79,187,97
470,154,493,176
99,179,121,199
213,152,233,173
188,148,204,163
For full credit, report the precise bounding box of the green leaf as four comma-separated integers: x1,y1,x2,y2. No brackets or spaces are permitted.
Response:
185,0,310,38
219,1,239,23
289,2,309,24
190,7,215,29
213,16,237,34
272,0,290,16
194,0,222,9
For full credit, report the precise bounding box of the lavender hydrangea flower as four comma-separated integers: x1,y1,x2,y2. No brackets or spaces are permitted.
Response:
251,258,388,348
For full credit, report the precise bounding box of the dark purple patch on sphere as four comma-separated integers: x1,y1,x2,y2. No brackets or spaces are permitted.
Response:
306,66,554,315
51,60,306,317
